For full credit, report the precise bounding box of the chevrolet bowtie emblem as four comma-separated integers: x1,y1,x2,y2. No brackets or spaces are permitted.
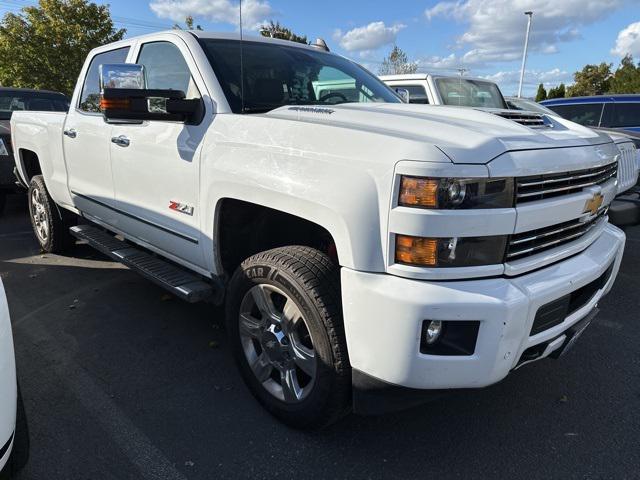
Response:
584,193,604,216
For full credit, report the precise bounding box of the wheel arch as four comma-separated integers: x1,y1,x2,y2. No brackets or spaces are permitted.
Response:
214,197,351,277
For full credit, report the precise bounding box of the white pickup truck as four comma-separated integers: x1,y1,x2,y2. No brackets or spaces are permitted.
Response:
11,31,627,428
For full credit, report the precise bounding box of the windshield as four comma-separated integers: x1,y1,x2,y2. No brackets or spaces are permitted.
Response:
435,78,507,109
199,39,401,113
0,91,69,120
507,97,556,115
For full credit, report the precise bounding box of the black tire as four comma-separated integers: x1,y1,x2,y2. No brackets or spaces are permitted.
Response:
226,246,351,429
0,385,29,479
0,192,6,217
27,175,76,253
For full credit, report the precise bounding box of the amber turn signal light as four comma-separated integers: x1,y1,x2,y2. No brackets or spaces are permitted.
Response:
395,235,438,267
99,98,130,111
399,176,438,208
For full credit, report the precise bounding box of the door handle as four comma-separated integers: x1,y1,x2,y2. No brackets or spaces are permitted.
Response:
63,129,77,138
111,135,130,147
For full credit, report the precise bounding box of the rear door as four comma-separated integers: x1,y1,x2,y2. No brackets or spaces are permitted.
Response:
110,37,211,270
601,102,640,133
64,46,130,223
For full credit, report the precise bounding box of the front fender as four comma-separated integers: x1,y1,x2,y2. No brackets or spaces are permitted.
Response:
200,148,392,273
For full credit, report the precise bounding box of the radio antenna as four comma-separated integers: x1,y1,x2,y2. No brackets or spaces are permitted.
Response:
239,0,245,113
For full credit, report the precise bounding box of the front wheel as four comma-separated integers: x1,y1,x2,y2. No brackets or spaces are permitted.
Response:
226,246,351,429
28,175,75,253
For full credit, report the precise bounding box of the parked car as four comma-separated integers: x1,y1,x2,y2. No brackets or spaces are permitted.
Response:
0,278,28,478
0,88,70,216
380,73,510,108
540,95,640,143
508,96,640,226
11,31,626,428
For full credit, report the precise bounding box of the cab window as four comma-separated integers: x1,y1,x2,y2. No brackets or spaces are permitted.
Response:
79,47,130,113
601,103,640,128
137,42,201,99
401,85,429,104
547,103,603,127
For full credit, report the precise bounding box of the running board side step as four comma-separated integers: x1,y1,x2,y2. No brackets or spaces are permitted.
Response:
70,225,217,303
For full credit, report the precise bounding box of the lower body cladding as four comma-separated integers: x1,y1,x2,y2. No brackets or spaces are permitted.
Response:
342,224,625,415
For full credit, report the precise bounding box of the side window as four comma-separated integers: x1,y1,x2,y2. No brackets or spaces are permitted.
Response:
137,42,200,99
606,103,640,128
79,47,130,113
402,85,429,104
548,103,603,127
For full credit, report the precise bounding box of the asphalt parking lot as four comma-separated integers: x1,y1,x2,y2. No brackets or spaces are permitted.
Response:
1,193,639,480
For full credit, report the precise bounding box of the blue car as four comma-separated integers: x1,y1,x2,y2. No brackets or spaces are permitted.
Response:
541,95,640,135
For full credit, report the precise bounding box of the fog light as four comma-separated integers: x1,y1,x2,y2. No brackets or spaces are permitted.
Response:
425,320,443,345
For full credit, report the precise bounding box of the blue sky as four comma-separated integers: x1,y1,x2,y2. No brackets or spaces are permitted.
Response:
2,0,639,96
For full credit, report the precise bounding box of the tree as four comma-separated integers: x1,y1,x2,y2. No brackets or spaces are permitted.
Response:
567,62,612,97
547,83,566,99
260,21,307,44
610,54,640,94
378,46,418,76
535,83,547,101
173,15,202,31
0,0,125,96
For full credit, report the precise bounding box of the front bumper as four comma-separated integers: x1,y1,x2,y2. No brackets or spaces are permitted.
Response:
0,155,16,190
342,223,625,407
609,188,640,227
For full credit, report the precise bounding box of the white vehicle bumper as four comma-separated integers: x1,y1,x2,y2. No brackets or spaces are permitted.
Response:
0,281,16,472
342,223,625,410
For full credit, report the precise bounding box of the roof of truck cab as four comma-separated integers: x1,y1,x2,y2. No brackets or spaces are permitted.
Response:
191,30,329,51
0,87,67,96
379,73,497,83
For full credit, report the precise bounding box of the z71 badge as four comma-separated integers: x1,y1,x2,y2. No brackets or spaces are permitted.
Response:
169,201,194,216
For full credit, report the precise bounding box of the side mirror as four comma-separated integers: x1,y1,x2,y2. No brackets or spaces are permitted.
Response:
99,63,202,123
394,88,410,103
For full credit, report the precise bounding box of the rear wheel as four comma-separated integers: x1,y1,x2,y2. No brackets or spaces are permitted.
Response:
226,246,351,429
28,175,75,253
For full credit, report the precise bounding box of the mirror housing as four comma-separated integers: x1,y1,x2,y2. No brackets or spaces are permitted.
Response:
100,88,202,123
99,63,203,123
394,87,410,103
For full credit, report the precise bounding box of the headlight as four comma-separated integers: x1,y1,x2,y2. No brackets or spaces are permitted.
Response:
395,234,507,267
399,176,514,209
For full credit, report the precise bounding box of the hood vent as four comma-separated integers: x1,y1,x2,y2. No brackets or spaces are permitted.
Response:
492,111,550,128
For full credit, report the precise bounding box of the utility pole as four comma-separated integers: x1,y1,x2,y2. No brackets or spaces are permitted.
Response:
517,11,533,98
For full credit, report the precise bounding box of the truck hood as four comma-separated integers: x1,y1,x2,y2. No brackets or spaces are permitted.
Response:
266,103,612,164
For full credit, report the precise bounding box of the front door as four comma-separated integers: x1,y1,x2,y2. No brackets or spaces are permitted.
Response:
65,46,129,224
110,39,210,269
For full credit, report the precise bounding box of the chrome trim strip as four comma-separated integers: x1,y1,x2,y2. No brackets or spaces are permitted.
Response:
71,191,199,244
517,165,617,187
508,216,605,259
517,171,617,198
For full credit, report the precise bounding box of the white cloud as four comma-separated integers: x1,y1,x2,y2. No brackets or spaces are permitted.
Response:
612,21,640,57
425,0,622,67
482,68,571,85
149,0,273,30
334,22,406,53
480,68,573,96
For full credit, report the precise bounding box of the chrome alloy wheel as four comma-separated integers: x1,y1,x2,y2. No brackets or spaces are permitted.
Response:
239,284,317,403
30,187,49,243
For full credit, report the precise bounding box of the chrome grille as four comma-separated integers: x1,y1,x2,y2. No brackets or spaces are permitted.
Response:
516,162,617,203
507,210,607,261
616,142,638,193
